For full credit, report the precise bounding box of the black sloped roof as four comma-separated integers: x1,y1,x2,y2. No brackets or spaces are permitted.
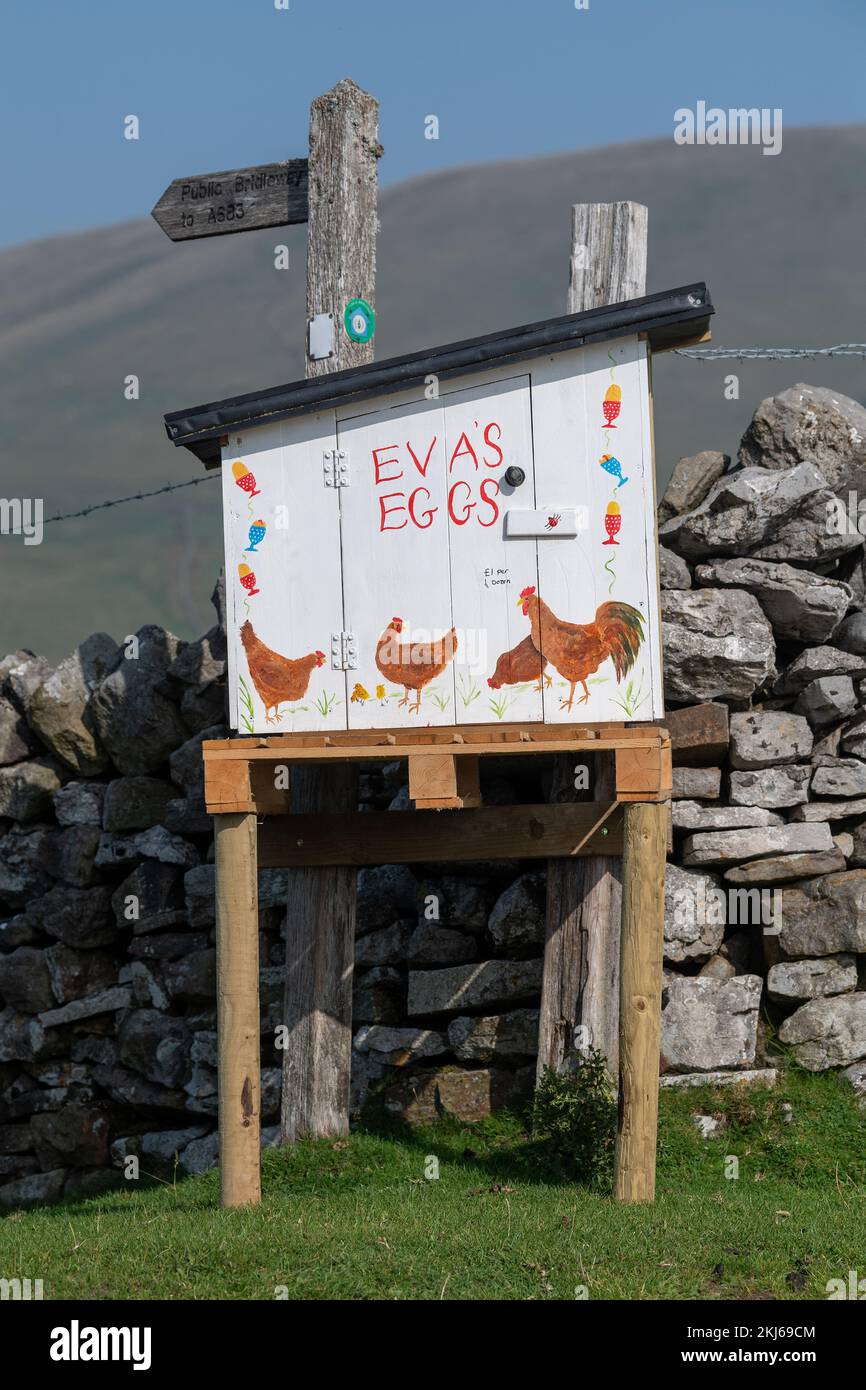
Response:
165,281,712,466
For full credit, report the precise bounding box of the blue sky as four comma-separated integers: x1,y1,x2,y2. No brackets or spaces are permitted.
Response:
1,0,864,249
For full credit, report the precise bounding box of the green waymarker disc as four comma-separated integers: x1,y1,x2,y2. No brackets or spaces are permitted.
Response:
344,298,376,343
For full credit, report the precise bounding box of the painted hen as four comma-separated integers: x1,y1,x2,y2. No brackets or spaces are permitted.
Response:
240,620,325,724
375,617,458,714
488,634,550,691
518,586,644,711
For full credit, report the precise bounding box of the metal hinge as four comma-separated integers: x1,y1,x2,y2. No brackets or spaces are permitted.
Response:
330,631,358,670
323,449,350,487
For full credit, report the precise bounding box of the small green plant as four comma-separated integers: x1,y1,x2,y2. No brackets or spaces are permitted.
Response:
532,1049,617,1185
237,676,255,734
488,691,511,720
314,689,340,718
611,668,647,718
429,687,451,712
457,674,481,708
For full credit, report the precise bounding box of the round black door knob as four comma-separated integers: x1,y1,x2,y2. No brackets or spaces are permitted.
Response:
504,465,525,487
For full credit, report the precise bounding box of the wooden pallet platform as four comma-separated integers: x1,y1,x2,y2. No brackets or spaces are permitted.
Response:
203,721,672,816
204,720,664,754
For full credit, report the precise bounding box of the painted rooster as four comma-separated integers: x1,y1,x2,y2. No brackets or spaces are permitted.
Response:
240,620,325,724
488,634,551,691
517,586,644,711
375,617,458,714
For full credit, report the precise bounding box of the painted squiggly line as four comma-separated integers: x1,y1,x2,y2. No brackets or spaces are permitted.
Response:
599,349,621,594
243,494,254,610
230,462,264,718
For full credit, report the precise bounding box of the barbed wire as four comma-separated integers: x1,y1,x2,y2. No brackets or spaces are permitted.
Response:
33,344,866,525
675,343,866,360
43,472,219,525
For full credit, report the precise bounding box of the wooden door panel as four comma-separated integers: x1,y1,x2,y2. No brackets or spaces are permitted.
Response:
531,338,662,724
337,396,456,729
443,376,544,725
222,414,347,734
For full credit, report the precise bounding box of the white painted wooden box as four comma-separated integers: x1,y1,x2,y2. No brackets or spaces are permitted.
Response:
166,287,712,736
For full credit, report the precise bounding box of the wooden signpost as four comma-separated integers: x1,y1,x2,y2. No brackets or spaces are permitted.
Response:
157,78,712,1211
284,79,378,1148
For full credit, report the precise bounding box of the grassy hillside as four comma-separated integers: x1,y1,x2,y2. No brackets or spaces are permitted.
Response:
2,125,865,658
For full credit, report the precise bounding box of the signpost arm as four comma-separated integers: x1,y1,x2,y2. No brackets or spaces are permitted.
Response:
538,201,648,1081
281,78,380,1143
150,160,308,242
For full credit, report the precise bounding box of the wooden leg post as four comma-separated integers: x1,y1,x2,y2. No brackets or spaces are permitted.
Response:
614,800,667,1203
281,765,358,1141
539,753,621,1082
215,812,262,1208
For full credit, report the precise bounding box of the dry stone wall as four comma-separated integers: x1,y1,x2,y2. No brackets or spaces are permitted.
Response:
3,381,866,1203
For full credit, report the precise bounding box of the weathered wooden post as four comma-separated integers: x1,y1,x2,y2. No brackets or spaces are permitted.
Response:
281,78,380,1143
538,202,649,1080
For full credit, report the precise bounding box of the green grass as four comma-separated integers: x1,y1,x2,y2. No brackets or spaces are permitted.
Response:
1,1070,864,1300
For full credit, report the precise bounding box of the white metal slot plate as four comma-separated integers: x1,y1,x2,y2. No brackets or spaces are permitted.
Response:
505,506,582,538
